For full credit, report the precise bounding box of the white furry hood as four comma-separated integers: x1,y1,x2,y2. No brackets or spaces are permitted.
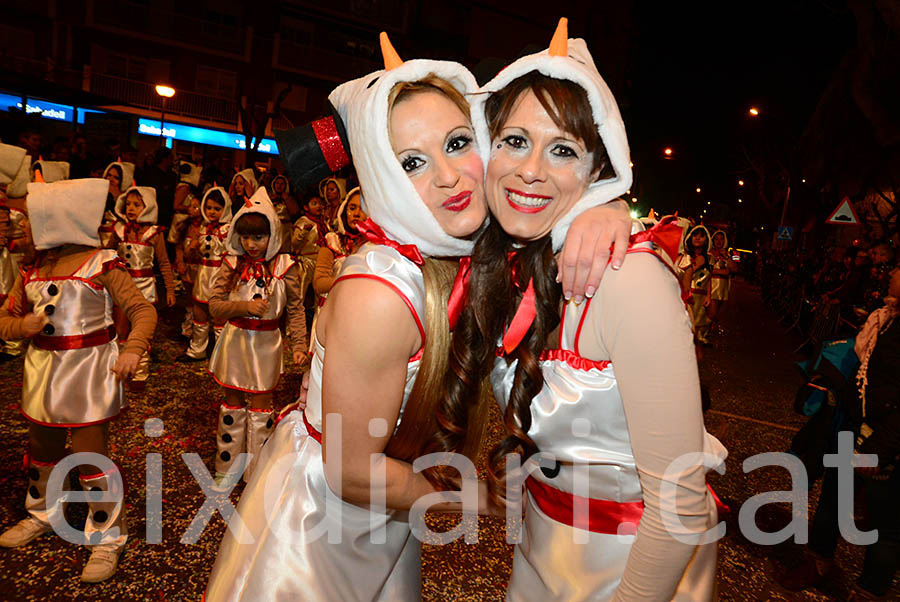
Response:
0,144,27,186
32,160,70,183
115,186,158,224
471,19,632,252
103,162,136,191
26,178,108,250
226,187,281,261
327,46,487,258
200,186,233,225
230,169,257,198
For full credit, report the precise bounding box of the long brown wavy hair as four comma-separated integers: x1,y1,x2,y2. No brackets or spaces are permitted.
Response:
431,71,609,503
379,75,490,487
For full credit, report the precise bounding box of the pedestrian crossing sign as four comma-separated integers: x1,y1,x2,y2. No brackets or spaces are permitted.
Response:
826,197,860,225
777,226,793,241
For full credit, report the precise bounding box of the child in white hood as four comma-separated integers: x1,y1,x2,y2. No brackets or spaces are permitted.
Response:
206,188,307,489
106,186,176,388
0,177,156,583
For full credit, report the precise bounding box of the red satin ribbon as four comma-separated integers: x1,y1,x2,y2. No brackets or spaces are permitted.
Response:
124,221,144,241
355,219,424,266
33,325,116,351
239,259,267,282
447,257,471,330
302,409,323,445
311,116,351,173
199,259,222,267
126,268,154,278
525,475,645,535
229,317,279,331
502,278,537,354
628,215,684,263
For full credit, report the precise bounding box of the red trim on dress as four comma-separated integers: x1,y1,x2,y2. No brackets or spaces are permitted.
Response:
199,259,223,267
21,408,119,428
525,475,644,535
572,297,594,357
332,273,426,360
126,268,154,278
539,348,611,372
210,372,281,395
302,409,323,445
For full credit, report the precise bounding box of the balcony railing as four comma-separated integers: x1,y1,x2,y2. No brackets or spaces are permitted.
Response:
90,0,247,58
90,72,238,125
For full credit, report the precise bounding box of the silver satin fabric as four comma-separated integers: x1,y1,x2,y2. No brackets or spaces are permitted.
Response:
22,250,124,425
115,224,159,303
491,285,724,601
192,224,230,303
709,256,730,301
206,244,425,601
208,254,294,393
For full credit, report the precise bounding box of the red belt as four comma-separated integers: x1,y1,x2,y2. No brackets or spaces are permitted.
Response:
200,259,222,267
525,475,644,535
33,324,117,351
228,317,279,331
691,288,708,295
302,409,322,444
127,268,154,278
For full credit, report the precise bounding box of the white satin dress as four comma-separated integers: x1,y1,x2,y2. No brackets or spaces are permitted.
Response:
115,222,161,303
193,223,230,304
208,254,296,393
493,243,726,602
21,249,124,426
205,243,425,601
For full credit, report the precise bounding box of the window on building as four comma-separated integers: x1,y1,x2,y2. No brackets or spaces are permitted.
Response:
107,52,148,81
196,65,237,98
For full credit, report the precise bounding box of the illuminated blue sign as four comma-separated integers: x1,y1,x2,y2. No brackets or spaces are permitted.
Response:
0,93,103,124
138,118,278,154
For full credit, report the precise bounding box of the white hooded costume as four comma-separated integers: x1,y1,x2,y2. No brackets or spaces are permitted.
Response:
206,33,487,602
192,187,233,304
207,187,300,394
478,20,724,602
709,230,733,301
99,162,136,247
112,186,163,303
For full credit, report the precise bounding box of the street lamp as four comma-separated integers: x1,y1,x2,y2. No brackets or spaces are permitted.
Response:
155,85,175,145
663,147,673,157
749,107,759,116
696,187,702,193
738,179,744,186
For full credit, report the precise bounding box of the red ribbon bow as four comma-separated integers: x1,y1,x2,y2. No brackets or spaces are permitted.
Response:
628,215,684,263
124,220,143,241
239,258,267,282
501,278,537,354
355,219,424,266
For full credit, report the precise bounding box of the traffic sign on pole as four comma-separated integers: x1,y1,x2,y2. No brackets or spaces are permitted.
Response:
826,197,861,225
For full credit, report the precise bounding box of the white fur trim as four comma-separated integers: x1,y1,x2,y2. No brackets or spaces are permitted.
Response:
104,162,136,189
471,38,632,251
227,187,282,261
26,179,108,250
328,59,488,258
115,186,158,224
201,187,233,224
32,160,70,183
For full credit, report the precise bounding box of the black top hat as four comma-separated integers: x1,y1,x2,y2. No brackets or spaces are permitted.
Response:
275,102,352,194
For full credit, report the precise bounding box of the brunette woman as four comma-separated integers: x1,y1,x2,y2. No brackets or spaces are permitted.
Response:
442,20,726,601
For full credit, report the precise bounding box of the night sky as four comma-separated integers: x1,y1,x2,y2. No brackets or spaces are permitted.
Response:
625,0,855,217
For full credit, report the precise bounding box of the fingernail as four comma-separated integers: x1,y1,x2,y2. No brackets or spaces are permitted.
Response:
555,273,561,283
564,290,572,300
612,262,622,271
585,286,596,298
574,295,584,304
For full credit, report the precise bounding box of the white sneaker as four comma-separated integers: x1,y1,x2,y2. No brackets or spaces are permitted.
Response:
81,543,124,583
0,517,52,548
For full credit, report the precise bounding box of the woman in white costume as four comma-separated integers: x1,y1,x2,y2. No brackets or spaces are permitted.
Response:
205,30,633,601
443,19,727,601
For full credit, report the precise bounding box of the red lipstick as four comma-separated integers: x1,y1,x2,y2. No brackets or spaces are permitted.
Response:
442,190,472,212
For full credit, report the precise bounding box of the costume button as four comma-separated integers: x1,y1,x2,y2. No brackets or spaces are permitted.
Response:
125,253,131,258
256,279,265,288
127,244,132,250
222,433,232,443
203,253,210,259
540,460,561,479
47,284,59,296
266,418,274,429
206,235,212,241
252,294,262,300
220,451,231,462
125,262,131,268
28,468,39,481
45,305,55,315
42,324,55,336
93,510,108,524
28,486,40,499
223,415,234,426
